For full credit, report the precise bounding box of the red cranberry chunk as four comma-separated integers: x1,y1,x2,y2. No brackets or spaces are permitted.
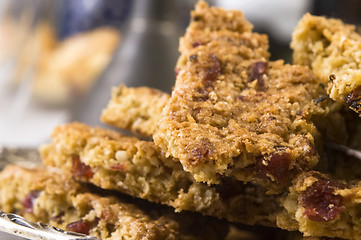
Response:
193,87,209,102
110,163,127,172
203,54,222,86
66,220,91,235
22,190,40,213
249,61,267,90
189,138,215,166
72,155,94,179
66,218,99,235
256,152,291,184
192,41,203,48
300,176,345,222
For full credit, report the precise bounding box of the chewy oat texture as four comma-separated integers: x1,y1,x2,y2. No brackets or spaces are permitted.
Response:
0,165,229,240
101,85,170,137
153,2,329,190
291,13,361,114
41,122,281,226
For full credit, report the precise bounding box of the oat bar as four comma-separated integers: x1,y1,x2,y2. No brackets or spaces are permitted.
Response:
40,123,361,239
40,122,281,227
0,164,229,240
101,85,170,137
291,13,361,115
153,2,330,191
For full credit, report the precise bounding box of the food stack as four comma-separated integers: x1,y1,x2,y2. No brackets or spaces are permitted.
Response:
1,1,361,239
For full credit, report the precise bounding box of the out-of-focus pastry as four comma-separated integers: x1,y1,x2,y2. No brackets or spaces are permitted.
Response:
34,27,120,105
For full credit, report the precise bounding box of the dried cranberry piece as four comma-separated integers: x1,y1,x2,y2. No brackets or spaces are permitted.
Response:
192,87,209,102
256,152,291,184
345,85,361,112
110,163,127,172
72,155,94,179
300,174,346,222
66,218,99,235
203,54,222,86
192,41,203,48
249,61,267,91
189,138,215,166
22,190,40,213
66,220,91,235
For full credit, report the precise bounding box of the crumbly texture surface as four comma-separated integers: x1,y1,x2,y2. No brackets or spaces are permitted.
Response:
0,165,229,240
278,170,361,240
153,2,330,191
101,85,170,137
41,122,281,226
291,13,361,114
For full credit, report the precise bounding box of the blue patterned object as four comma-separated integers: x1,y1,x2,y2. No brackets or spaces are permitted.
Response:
58,0,132,38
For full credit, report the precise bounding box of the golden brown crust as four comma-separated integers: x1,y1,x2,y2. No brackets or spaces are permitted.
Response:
101,85,170,137
153,2,329,191
291,13,361,114
0,165,229,240
155,57,327,190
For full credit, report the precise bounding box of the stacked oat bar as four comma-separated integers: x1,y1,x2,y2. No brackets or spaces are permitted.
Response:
1,1,361,239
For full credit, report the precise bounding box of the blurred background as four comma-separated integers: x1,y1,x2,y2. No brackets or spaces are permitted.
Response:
0,0,360,148
0,0,361,239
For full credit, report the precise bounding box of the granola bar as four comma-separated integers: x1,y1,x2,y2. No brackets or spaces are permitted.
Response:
41,123,360,240
0,164,229,240
291,13,361,114
153,2,330,191
101,85,170,137
40,122,281,227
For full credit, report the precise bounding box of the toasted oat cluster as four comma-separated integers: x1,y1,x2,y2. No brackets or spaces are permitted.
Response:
101,85,170,137
292,13,361,114
0,165,229,240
